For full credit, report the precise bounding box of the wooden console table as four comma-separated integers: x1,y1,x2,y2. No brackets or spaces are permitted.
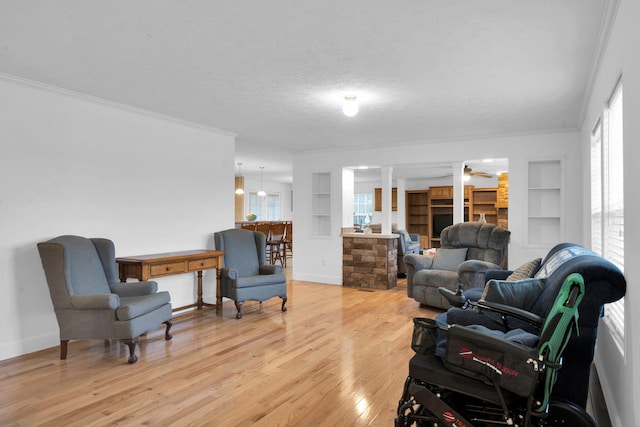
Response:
116,250,225,315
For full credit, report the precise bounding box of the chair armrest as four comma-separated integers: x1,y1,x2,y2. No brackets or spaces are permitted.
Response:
403,253,434,271
221,267,239,280
260,264,282,274
71,294,120,310
474,300,544,329
109,281,158,297
457,260,502,289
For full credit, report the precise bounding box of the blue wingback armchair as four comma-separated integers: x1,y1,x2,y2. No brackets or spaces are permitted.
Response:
214,228,288,319
37,235,173,364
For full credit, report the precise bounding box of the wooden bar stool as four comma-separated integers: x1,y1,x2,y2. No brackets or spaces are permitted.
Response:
267,222,287,267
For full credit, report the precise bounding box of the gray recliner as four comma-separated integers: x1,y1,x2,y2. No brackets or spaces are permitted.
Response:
37,235,173,364
404,222,510,309
393,230,421,276
214,228,288,319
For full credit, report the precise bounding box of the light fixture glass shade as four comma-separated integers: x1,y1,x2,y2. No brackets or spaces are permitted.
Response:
342,95,359,117
258,166,266,197
235,163,245,194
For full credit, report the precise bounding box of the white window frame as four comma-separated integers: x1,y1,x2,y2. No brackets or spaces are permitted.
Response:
248,192,280,221
591,78,624,349
353,192,373,228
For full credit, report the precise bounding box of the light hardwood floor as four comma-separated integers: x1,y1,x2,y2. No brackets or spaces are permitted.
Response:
0,268,443,426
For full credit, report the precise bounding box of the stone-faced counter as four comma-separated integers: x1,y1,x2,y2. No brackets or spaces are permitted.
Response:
342,233,398,289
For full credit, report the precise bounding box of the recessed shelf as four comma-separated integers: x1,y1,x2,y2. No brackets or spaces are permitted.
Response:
527,160,563,246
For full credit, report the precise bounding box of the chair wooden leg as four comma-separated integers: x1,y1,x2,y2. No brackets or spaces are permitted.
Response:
281,243,287,267
164,320,173,340
121,337,139,364
281,296,288,312
60,340,69,360
235,301,244,319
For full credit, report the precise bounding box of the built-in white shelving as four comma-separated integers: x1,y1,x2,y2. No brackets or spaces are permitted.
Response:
527,159,563,246
311,172,331,237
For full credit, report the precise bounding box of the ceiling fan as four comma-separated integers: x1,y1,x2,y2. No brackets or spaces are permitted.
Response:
436,164,493,179
464,165,492,179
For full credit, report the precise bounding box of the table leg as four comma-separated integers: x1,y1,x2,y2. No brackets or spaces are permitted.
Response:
196,270,203,310
216,262,222,314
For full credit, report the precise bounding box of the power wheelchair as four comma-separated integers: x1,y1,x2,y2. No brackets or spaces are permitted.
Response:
395,273,596,427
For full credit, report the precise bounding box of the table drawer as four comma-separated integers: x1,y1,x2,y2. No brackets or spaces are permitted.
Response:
188,258,217,271
150,262,186,276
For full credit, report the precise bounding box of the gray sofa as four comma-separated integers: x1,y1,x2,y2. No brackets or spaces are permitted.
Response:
393,230,420,276
404,222,510,309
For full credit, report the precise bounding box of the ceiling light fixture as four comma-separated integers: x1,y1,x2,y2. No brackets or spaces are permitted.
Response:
235,162,245,195
463,164,471,182
342,95,359,117
257,166,266,197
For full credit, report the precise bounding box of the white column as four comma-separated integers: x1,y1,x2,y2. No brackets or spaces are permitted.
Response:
452,163,465,224
342,167,355,228
381,166,393,234
396,178,406,230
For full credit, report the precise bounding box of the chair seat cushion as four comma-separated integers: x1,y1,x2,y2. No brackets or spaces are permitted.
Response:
116,291,171,321
414,269,458,289
235,273,287,288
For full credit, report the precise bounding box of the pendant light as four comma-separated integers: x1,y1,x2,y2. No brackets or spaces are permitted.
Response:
235,162,245,195
257,166,266,197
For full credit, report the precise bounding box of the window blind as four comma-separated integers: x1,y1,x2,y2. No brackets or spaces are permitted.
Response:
601,80,625,345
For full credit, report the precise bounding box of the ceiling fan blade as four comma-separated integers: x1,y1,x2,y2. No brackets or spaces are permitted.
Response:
471,171,492,178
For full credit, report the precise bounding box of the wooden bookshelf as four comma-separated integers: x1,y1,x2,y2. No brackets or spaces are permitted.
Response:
405,190,429,247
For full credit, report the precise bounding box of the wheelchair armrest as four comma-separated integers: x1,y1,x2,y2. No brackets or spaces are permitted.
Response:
474,300,544,329
438,286,467,308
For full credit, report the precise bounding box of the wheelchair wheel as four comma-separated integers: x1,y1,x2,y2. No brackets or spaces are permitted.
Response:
539,400,597,427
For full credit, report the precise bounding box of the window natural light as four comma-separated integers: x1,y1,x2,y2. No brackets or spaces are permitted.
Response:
591,78,624,347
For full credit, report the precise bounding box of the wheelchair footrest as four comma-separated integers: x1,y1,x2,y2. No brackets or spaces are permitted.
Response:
408,382,473,426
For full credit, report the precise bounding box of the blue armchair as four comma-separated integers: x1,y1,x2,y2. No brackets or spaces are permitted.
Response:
393,230,421,277
37,235,173,364
214,228,288,319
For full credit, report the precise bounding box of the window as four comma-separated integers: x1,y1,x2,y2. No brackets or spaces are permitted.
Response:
591,79,624,347
248,192,280,220
353,193,373,227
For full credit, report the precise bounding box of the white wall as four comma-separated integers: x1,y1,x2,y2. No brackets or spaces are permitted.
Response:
292,130,583,284
580,0,639,425
0,76,236,361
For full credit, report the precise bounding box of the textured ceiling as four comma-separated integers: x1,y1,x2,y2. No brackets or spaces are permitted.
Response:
0,1,607,182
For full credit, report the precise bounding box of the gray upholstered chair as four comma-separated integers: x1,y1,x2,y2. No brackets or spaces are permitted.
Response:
214,228,287,319
393,230,421,277
37,235,173,364
404,222,510,309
